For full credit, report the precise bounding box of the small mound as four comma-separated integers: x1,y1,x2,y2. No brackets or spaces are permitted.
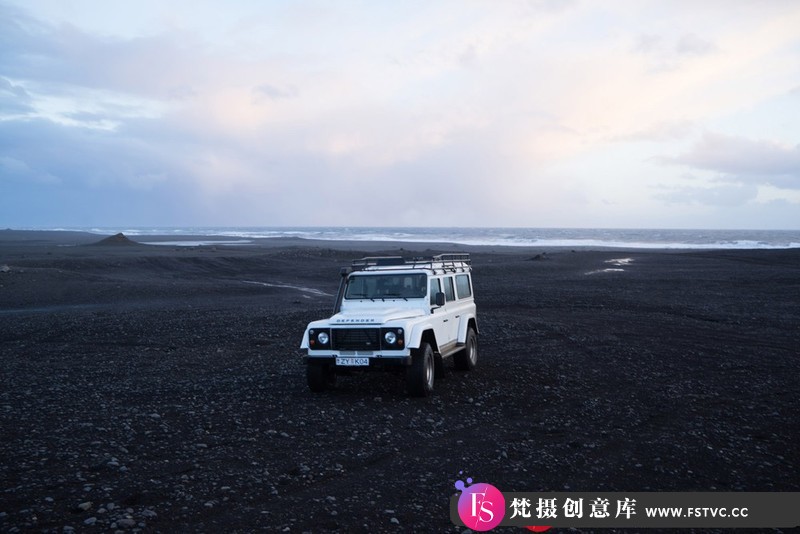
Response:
91,232,139,246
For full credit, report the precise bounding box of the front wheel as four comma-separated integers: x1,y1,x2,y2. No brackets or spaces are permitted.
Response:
307,362,336,392
454,328,478,371
407,343,434,397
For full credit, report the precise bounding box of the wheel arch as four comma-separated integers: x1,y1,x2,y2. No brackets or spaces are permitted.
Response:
412,328,439,354
457,315,479,343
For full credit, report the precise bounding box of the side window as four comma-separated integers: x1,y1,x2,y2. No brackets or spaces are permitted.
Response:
456,274,472,299
444,276,455,302
429,278,441,305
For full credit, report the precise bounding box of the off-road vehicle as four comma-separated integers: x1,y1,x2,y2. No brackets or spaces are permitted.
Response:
300,254,478,396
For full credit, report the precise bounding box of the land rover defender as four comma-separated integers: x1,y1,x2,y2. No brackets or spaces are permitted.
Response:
300,254,478,396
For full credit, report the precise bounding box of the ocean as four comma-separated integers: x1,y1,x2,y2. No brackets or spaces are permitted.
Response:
48,227,800,249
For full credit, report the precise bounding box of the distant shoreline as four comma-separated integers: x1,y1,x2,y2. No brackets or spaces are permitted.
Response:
3,227,799,251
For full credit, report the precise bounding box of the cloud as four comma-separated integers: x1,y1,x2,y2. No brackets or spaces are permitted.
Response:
632,34,663,54
0,155,60,184
253,83,299,102
617,121,696,143
665,132,800,189
675,33,718,56
0,76,34,115
2,1,800,229
0,117,180,190
0,3,216,101
632,32,718,58
655,182,758,207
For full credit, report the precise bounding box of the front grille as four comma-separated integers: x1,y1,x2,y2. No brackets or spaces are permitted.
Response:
332,328,380,351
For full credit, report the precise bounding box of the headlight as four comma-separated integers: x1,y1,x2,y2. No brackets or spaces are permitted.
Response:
317,331,330,345
381,328,404,349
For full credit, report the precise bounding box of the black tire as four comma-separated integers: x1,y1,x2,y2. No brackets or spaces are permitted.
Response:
454,328,478,371
307,362,335,392
407,343,435,397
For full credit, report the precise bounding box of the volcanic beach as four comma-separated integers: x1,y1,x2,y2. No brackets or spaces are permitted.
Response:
1,230,798,532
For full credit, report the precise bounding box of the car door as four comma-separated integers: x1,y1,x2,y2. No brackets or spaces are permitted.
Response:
429,277,454,350
440,275,460,346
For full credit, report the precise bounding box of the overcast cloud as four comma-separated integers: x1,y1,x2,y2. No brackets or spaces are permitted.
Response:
1,0,799,229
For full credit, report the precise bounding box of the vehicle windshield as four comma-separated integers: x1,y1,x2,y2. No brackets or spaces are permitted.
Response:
344,273,427,300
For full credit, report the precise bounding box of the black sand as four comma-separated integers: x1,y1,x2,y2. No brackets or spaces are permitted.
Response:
1,230,798,532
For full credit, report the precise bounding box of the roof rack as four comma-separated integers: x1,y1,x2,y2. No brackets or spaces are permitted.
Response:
350,253,471,274
351,256,406,269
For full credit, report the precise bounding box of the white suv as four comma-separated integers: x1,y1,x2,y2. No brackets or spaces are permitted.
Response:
300,254,478,396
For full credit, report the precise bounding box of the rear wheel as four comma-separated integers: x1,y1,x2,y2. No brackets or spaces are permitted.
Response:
454,328,478,371
407,343,434,397
307,362,335,392
434,353,446,379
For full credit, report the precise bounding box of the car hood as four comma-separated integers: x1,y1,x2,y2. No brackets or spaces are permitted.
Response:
330,307,426,325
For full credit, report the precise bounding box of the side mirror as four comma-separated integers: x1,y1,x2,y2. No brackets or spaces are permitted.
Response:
434,292,446,307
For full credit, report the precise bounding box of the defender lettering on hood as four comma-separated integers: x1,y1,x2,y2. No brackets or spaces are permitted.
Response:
300,254,479,397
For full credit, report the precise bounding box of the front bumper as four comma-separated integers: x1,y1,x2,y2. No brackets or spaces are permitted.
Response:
304,354,412,367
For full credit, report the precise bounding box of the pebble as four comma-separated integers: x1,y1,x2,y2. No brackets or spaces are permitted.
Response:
77,502,92,511
116,518,136,528
390,517,400,525
83,517,97,526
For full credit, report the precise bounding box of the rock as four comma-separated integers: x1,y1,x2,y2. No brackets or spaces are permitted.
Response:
77,502,92,511
83,517,97,526
91,233,139,246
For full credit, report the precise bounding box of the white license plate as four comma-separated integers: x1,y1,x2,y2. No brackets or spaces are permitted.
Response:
336,357,369,366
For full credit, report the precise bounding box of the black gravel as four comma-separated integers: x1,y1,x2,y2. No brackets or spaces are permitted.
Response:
1,242,798,533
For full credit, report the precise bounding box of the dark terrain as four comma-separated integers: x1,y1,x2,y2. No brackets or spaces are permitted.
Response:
1,233,798,532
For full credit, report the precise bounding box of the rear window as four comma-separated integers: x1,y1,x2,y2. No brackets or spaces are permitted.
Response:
456,274,472,299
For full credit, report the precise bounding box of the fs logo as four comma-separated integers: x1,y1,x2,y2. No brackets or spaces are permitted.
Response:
455,478,505,531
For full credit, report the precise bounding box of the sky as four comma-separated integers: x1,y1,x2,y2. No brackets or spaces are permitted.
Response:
1,0,799,229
